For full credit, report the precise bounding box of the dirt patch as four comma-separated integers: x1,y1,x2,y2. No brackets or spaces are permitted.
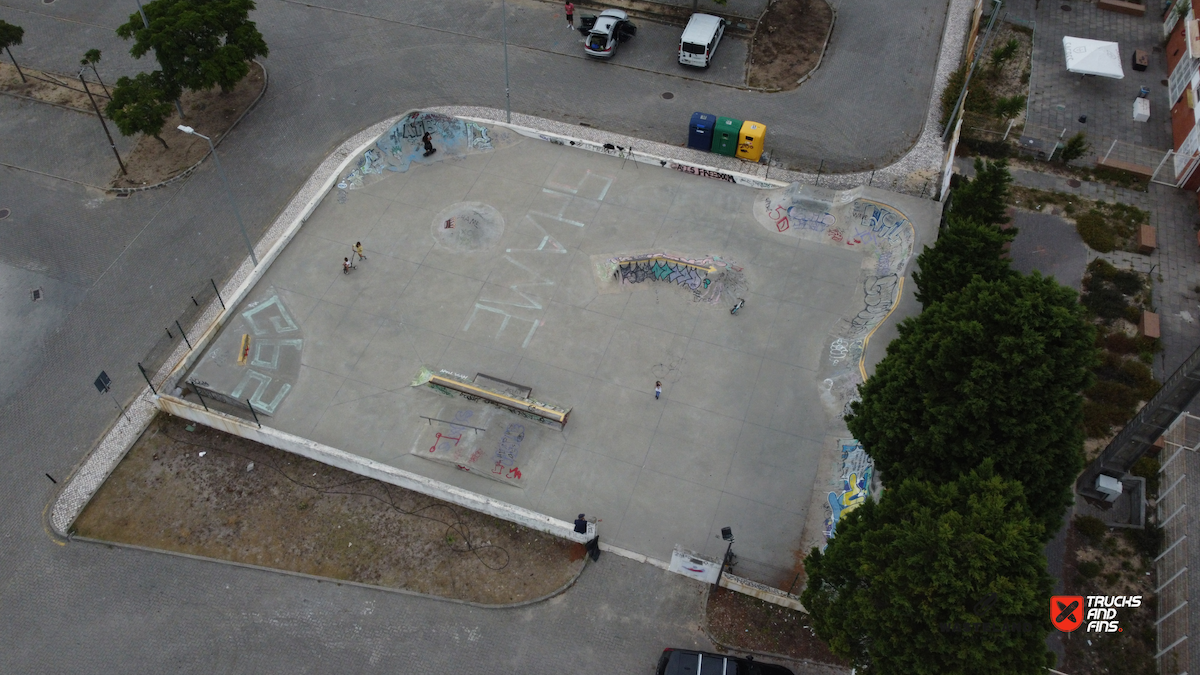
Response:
706,586,848,667
747,0,834,90
1060,516,1159,675
73,413,584,604
110,63,265,189
0,61,264,189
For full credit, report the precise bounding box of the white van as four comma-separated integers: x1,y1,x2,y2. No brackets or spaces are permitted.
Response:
678,13,728,68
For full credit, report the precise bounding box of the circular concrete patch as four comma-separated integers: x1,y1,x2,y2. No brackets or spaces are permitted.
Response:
432,202,505,252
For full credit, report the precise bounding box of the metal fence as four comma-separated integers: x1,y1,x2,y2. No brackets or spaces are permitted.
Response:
138,278,226,393
1156,412,1195,675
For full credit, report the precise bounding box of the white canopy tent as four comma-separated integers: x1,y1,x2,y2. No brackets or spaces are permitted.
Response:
1062,36,1124,79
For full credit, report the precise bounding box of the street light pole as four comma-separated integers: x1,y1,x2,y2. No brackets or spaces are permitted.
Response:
501,0,511,123
713,526,734,591
178,125,258,266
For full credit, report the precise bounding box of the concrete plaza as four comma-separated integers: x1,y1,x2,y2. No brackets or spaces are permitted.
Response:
182,115,939,581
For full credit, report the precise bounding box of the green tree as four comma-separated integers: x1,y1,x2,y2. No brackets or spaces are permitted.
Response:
912,215,1016,308
1059,132,1090,163
116,0,268,95
802,463,1054,675
949,157,1012,226
846,273,1096,534
0,20,26,83
994,94,1026,120
107,72,175,148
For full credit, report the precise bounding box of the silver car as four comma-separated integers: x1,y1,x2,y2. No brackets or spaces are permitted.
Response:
579,9,637,58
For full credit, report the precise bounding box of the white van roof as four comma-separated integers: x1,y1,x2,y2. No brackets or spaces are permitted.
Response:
680,13,723,44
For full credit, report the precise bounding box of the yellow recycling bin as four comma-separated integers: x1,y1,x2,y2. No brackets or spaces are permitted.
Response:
736,121,766,162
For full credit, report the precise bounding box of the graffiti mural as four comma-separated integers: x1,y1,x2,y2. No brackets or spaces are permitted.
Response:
186,288,303,417
599,253,748,305
339,111,507,190
415,407,531,488
823,438,874,543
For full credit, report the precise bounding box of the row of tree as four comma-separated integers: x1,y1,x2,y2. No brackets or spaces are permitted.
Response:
0,0,267,149
802,159,1098,674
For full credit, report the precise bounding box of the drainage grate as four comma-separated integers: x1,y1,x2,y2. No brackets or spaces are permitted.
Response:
1068,179,1082,188
31,288,42,302
1061,3,1071,9
579,121,592,127
0,208,9,220
662,92,674,99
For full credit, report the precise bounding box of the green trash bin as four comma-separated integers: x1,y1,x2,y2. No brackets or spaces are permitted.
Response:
713,116,743,157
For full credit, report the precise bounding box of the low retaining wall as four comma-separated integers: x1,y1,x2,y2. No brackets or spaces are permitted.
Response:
157,394,597,545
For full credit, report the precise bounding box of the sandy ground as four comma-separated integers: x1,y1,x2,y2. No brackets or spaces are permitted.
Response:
73,413,586,604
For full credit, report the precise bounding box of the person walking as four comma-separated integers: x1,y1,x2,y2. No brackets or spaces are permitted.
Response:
655,381,662,400
565,2,575,29
422,131,436,157
354,241,366,261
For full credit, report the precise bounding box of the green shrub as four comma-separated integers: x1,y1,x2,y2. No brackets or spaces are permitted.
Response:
994,94,1027,119
1061,132,1091,163
1083,285,1128,319
1124,525,1163,559
1131,456,1160,495
1120,359,1159,400
1124,304,1144,324
1074,515,1108,544
958,137,1010,159
1077,210,1115,252
941,64,967,126
1100,331,1140,354
1083,400,1118,437
991,38,1020,68
1086,379,1139,410
1111,270,1143,295
1077,560,1102,578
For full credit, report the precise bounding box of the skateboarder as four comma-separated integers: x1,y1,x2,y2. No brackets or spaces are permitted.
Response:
422,131,437,157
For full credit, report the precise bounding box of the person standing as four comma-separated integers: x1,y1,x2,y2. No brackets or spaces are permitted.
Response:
565,1,575,29
655,381,662,400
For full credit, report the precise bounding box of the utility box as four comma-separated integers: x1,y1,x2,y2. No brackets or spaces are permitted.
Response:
1133,97,1150,122
713,116,743,157
688,112,716,152
736,121,766,162
1095,474,1123,502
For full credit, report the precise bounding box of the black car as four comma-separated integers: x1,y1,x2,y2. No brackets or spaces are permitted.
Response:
656,648,795,675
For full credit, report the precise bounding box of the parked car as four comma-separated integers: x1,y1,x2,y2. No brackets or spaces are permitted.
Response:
678,13,728,68
656,648,795,675
579,9,637,58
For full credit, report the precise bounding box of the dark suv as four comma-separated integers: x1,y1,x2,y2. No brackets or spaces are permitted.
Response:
656,648,795,675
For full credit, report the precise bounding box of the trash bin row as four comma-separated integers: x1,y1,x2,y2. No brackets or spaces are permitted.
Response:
688,112,766,162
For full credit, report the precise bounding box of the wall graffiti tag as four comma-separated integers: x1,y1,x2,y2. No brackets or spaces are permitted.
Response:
341,111,499,189
823,438,874,543
606,253,746,305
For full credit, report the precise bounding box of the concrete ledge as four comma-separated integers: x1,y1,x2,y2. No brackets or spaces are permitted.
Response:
1097,0,1145,15
1096,156,1155,178
157,395,598,545
719,572,806,612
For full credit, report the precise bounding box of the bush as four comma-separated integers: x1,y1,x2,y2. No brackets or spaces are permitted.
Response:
1076,210,1115,252
941,64,967,126
1077,560,1102,579
958,137,1010,159
1086,379,1139,410
1083,400,1119,437
1111,270,1143,295
1131,456,1160,495
994,94,1027,119
1061,132,1091,163
1074,515,1108,544
991,38,1020,68
1083,285,1128,319
1123,525,1164,559
1100,330,1140,354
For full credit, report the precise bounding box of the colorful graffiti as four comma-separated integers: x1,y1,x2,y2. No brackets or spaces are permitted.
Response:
340,111,498,189
605,253,747,305
823,438,874,542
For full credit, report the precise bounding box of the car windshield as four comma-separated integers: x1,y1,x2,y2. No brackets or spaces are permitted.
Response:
682,42,705,54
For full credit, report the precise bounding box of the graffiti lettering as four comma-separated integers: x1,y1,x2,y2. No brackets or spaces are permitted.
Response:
670,162,736,183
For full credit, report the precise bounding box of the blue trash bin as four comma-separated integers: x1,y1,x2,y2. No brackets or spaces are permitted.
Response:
688,112,716,152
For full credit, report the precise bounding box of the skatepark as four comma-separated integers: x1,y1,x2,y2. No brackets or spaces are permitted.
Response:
175,111,940,582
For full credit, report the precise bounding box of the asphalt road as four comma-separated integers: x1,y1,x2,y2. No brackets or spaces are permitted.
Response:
0,0,947,670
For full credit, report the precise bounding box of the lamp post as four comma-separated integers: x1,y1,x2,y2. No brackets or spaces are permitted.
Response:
713,526,734,591
79,67,126,175
501,0,511,123
177,125,258,266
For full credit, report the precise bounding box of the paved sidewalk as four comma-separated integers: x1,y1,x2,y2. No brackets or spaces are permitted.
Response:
1020,0,1174,160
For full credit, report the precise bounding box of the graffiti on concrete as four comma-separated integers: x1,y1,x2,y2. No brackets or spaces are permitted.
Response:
492,423,525,482
823,438,874,542
340,111,502,190
188,290,303,417
604,253,748,305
